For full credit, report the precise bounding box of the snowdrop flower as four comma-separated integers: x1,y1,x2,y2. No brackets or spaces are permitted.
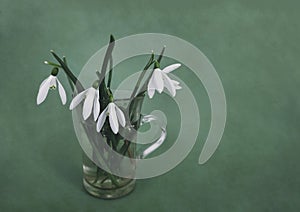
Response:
96,102,126,134
147,63,182,99
69,80,100,121
36,68,67,105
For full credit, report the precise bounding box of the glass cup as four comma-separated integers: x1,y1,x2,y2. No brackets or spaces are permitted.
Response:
72,94,166,199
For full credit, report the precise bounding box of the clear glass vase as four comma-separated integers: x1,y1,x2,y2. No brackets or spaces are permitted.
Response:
82,152,136,199
73,95,166,199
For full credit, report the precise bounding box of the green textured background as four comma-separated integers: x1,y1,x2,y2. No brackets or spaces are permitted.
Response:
1,0,299,211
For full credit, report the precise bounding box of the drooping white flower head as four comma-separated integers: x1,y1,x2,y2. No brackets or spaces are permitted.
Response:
36,74,67,105
147,63,182,99
69,82,100,121
96,102,126,134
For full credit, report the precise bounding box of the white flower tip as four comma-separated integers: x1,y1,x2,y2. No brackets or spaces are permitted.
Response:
149,93,155,99
50,49,54,53
148,89,155,99
83,114,88,121
57,79,67,105
36,92,48,105
44,61,49,64
69,101,77,110
163,45,166,48
36,99,42,105
174,63,181,68
110,122,119,134
94,112,100,122
37,78,51,106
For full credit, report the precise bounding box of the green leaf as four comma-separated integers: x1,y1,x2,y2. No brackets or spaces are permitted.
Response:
98,35,115,82
107,55,113,88
120,140,130,155
98,35,116,111
63,56,75,92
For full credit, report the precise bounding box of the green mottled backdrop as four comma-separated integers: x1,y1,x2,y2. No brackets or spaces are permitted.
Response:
1,0,299,211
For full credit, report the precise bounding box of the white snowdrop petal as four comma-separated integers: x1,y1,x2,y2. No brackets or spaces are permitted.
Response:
148,73,156,89
153,69,164,93
37,77,51,105
174,85,182,89
148,88,155,99
82,89,94,120
147,74,157,98
96,108,108,132
171,80,180,86
93,91,100,121
57,79,67,105
69,90,87,110
171,80,182,90
39,76,50,89
162,73,176,97
115,106,126,127
108,103,119,134
49,76,57,88
162,63,181,73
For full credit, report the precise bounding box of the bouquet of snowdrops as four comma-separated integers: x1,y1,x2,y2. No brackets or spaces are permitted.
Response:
36,35,182,198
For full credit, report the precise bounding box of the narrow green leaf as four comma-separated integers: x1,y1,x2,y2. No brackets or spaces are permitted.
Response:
107,55,113,88
98,36,116,111
99,35,115,82
120,140,130,155
62,56,75,92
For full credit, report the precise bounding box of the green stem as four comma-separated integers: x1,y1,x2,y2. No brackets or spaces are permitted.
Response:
120,140,130,155
62,56,75,92
107,173,120,187
99,35,115,84
130,52,155,99
100,176,109,184
124,47,166,160
44,61,62,68
157,45,165,63
92,166,100,184
107,55,113,88
98,35,115,111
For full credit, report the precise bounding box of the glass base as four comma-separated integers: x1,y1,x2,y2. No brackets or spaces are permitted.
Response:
82,154,136,199
83,178,136,199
